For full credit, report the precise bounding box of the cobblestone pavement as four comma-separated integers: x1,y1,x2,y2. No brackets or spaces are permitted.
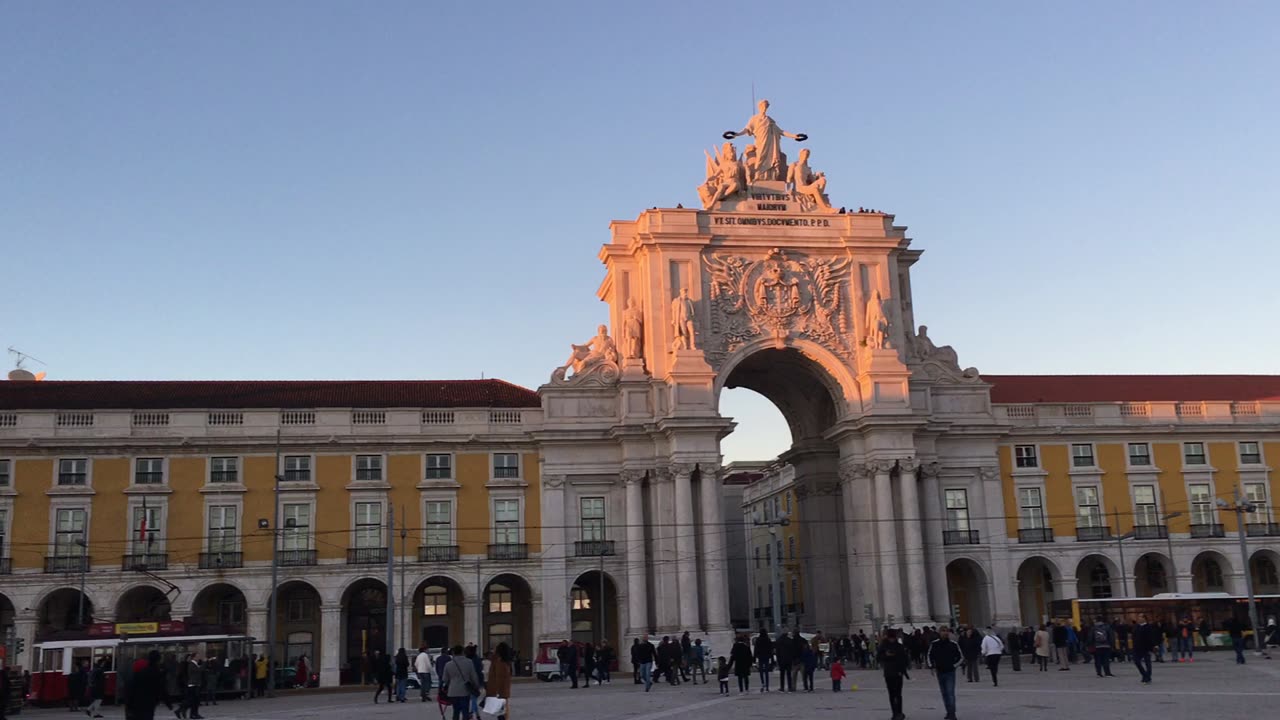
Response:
20,653,1280,720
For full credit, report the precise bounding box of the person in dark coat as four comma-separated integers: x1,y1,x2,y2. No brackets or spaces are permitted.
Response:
774,632,796,692
753,629,774,692
801,640,818,692
958,627,983,682
630,639,642,684
729,635,754,693
596,641,613,684
393,648,410,702
1006,629,1022,671
878,629,911,720
68,659,87,712
679,632,692,682
581,643,596,688
371,649,393,703
87,658,108,719
1132,614,1158,684
126,651,169,720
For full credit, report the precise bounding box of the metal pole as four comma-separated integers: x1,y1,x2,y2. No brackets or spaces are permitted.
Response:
400,509,407,651
769,527,782,633
1234,487,1267,658
599,551,606,648
1114,507,1130,597
266,431,281,697
386,505,396,656
1164,515,1177,592
77,537,87,627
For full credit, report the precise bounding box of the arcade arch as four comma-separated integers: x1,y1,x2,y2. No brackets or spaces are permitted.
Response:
341,578,387,683
946,558,990,627
272,580,321,678
191,583,248,632
412,576,465,650
1015,556,1060,625
1191,551,1234,593
37,588,94,639
1076,555,1119,599
1134,552,1173,597
570,570,619,650
483,573,532,661
1251,549,1280,594
115,585,173,623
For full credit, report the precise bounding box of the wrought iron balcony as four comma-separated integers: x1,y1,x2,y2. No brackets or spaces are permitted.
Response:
1245,523,1280,537
574,540,616,557
487,543,528,560
418,545,460,562
943,530,980,546
1075,526,1112,542
122,553,169,571
198,551,243,569
1017,528,1054,543
0,557,10,574
44,555,90,573
1133,525,1169,540
1190,523,1225,539
346,547,389,565
278,549,317,566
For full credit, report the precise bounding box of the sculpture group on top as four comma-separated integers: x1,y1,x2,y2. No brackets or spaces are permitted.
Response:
698,99,832,212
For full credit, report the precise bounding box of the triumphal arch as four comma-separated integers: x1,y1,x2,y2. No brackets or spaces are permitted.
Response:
537,102,1008,645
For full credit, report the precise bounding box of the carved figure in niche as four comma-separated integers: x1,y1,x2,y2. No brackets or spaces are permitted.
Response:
622,298,644,360
671,287,698,351
723,99,807,182
554,324,619,380
698,142,747,209
864,289,892,350
911,325,980,378
786,148,831,211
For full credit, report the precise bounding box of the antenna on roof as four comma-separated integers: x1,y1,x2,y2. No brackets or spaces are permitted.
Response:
481,371,486,379
8,347,46,369
7,347,47,381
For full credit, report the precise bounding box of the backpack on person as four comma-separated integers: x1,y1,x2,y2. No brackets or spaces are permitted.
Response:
1092,626,1108,646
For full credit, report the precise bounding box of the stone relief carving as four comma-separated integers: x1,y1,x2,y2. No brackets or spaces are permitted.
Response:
839,464,872,484
786,148,831,212
979,466,1000,483
622,298,644,361
908,324,981,383
919,462,942,479
864,289,892,350
698,142,748,210
703,248,852,366
670,288,698,351
897,458,919,474
868,459,898,475
723,99,807,183
795,481,841,499
650,468,673,485
550,324,620,385
542,475,566,490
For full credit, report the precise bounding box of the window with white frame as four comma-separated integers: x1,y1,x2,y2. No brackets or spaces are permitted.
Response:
1188,483,1213,525
423,586,448,615
355,455,383,482
58,458,88,486
1184,443,1207,466
1071,444,1095,468
353,502,382,548
208,505,237,553
1244,482,1269,523
0,459,9,486
134,458,164,485
282,503,311,550
218,598,245,626
580,497,605,541
1075,486,1103,528
210,457,239,484
791,577,799,604
768,584,774,606
425,454,452,480
1019,487,1045,528
493,453,520,479
283,456,311,482
287,597,314,622
493,499,520,544
1133,485,1160,527
571,587,591,610
944,489,970,531
425,501,452,546
54,508,87,556
1014,445,1038,469
131,505,161,553
488,584,512,613
1240,442,1262,465
1128,443,1152,466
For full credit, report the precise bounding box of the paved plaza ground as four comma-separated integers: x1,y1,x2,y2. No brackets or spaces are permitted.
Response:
21,653,1280,720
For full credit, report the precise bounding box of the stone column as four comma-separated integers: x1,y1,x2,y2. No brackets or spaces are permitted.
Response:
651,469,679,631
319,605,341,687
897,459,930,624
539,474,570,641
623,470,650,634
697,465,730,631
247,608,268,648
873,460,904,624
840,463,876,633
919,462,950,622
12,612,37,670
979,466,1018,625
672,463,699,631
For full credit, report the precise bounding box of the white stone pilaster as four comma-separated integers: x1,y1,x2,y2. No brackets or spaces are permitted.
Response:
919,463,951,622
697,465,729,631
673,463,699,630
539,474,570,640
898,460,930,624
247,608,268,649
651,469,680,631
319,606,341,687
623,470,650,634
873,461,904,624
463,599,481,648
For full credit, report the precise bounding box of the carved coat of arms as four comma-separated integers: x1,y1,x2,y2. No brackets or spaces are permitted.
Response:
703,248,853,364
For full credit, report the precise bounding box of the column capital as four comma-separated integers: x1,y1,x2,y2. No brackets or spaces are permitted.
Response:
650,467,673,484
919,461,942,479
795,481,841,499
869,459,897,475
542,474,566,490
978,466,1000,483
838,463,872,485
669,462,697,478
620,469,647,486
897,458,920,474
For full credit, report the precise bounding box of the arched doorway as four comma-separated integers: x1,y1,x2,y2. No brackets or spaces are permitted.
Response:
273,581,321,679
0,593,14,642
1134,553,1173,597
191,583,248,633
570,570,619,650
412,576,465,650
946,559,990,626
1076,555,1118,599
1251,550,1280,594
1191,551,1233,593
483,574,532,662
115,585,173,623
37,588,94,639
1015,557,1059,626
341,578,387,684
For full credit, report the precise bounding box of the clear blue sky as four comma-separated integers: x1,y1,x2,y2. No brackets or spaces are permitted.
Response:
3,1,1278,463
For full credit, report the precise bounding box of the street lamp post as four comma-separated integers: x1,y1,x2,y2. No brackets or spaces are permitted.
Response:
75,537,87,627
1162,511,1182,592
1116,530,1135,598
1217,488,1270,659
753,511,790,634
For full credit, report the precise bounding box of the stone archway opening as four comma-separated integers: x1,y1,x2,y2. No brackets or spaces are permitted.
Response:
115,585,173,623
1015,557,1059,626
1134,552,1173,597
0,593,14,640
1191,551,1233,593
37,588,94,639
571,570,619,651
340,578,387,684
1251,550,1280,595
946,558,990,626
412,576,465,651
483,574,533,662
273,580,321,680
191,583,247,633
1076,555,1119,599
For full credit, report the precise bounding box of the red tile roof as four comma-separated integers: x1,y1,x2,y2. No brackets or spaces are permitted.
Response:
985,375,1280,404
0,379,540,411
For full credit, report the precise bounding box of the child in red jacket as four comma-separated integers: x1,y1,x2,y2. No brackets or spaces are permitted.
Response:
830,659,847,692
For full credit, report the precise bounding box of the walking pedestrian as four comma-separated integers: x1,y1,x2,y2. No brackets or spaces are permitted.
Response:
928,626,962,720
581,643,596,689
730,635,753,693
394,648,410,702
980,627,1004,687
1052,621,1070,670
753,629,774,693
716,656,730,695
801,639,818,692
1034,624,1051,671
597,640,613,684
179,653,203,720
1005,628,1021,671
1177,616,1195,662
878,629,910,720
1132,614,1156,684
126,651,170,720
775,631,796,692
372,649,393,703
1224,616,1247,664
630,639,642,684
958,627,982,683
68,659,87,712
487,643,513,720
441,646,479,720
680,632,693,683
830,658,846,692
690,639,707,684
415,646,433,701
1090,617,1115,677
87,658,107,719
634,635,655,692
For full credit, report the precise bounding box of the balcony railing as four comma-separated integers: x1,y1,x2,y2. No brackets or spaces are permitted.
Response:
0,557,10,574
45,555,90,573
574,540,616,557
1190,523,1226,539
198,551,244,569
943,530,980,546
1245,522,1280,537
418,545,460,562
1075,526,1112,542
347,547,389,565
1017,528,1054,544
1133,525,1169,540
122,553,169,571
488,543,528,560
278,549,318,566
